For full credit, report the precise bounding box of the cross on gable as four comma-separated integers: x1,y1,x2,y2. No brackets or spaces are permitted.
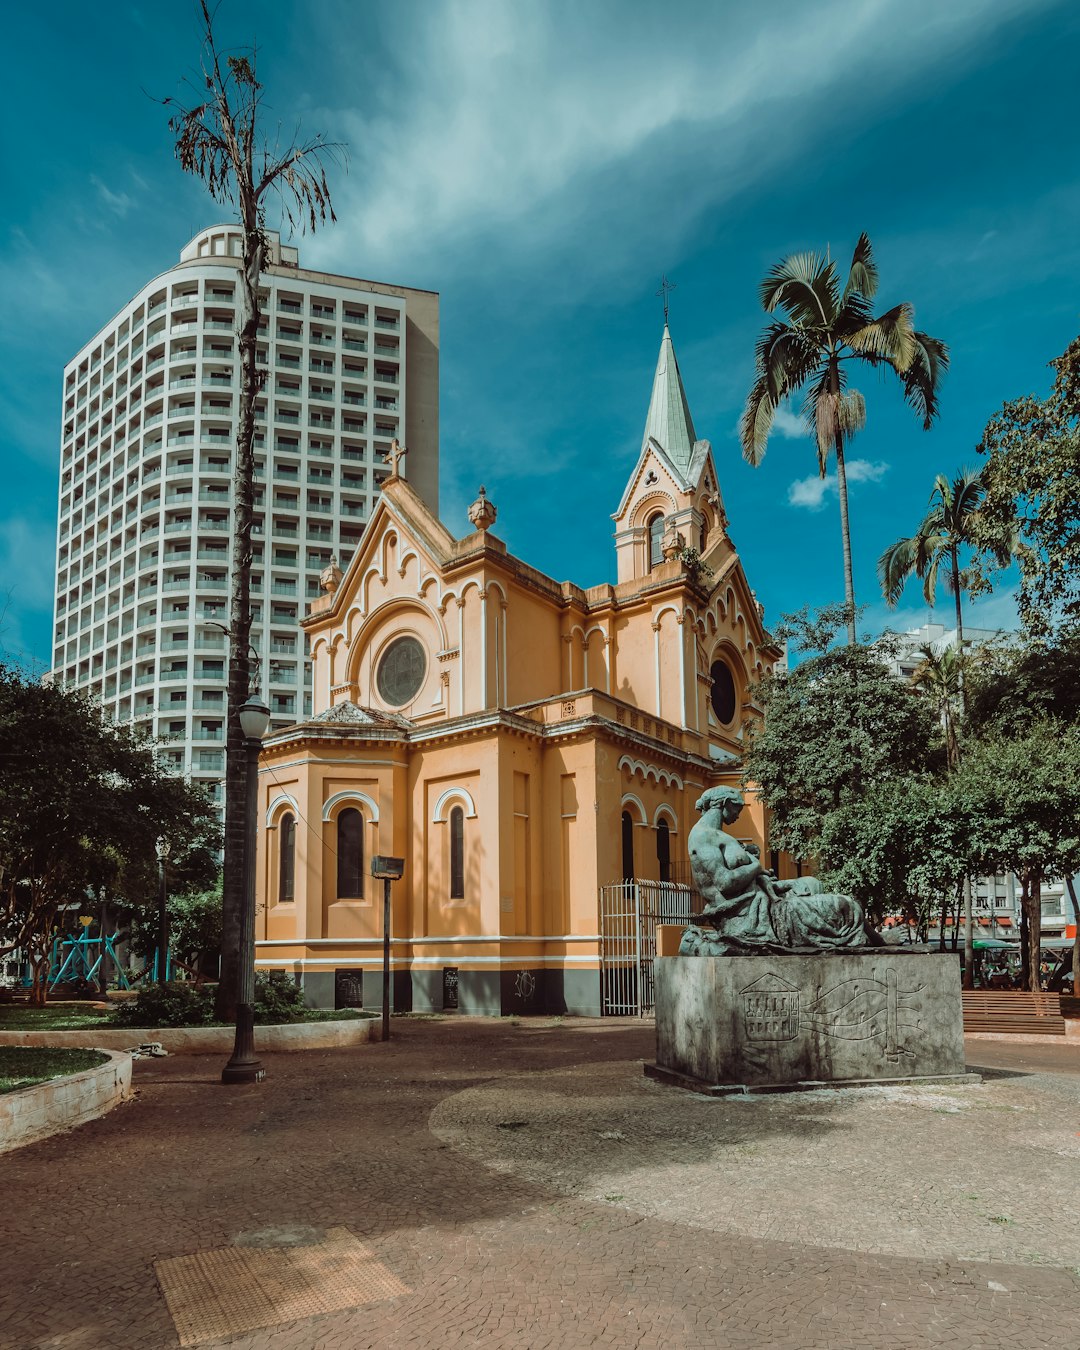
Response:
383,438,408,477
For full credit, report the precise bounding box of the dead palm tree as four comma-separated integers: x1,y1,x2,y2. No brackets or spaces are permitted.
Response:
741,234,949,644
164,1,343,1021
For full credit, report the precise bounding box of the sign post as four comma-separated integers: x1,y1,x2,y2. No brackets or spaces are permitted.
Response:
371,855,404,1041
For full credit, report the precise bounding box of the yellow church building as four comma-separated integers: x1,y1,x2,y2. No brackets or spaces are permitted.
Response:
254,325,783,1015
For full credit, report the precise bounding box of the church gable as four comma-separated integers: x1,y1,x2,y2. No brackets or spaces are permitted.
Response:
305,477,462,721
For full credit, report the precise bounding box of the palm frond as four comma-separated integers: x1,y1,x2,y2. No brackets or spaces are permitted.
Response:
754,322,821,403
761,252,838,328
902,330,950,428
803,369,841,473
878,535,919,606
740,376,776,466
841,232,878,304
843,303,916,371
938,466,985,528
837,390,866,438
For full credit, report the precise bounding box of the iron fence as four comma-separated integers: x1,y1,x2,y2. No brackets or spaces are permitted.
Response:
599,879,696,1016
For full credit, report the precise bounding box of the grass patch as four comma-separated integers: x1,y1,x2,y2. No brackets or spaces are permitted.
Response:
0,1002,375,1031
0,1005,112,1032
0,1047,108,1094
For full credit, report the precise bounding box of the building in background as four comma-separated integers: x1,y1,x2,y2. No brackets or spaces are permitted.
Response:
52,225,438,811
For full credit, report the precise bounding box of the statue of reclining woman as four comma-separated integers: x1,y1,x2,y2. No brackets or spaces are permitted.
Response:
679,786,881,955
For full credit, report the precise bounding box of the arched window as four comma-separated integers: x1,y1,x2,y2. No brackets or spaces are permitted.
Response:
279,813,296,902
622,810,635,881
450,806,465,899
656,819,671,883
699,519,709,554
336,807,364,898
648,513,665,569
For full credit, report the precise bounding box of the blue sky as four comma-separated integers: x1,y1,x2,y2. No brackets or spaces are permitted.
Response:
3,0,1079,670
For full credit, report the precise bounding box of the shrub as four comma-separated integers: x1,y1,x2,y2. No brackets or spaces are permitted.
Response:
114,982,214,1028
253,970,306,1024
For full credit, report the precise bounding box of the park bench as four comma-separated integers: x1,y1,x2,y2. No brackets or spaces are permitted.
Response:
961,990,1067,1035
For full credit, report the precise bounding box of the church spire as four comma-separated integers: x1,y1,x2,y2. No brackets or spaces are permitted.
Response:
641,324,697,474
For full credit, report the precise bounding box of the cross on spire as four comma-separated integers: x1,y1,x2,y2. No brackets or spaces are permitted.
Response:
383,438,408,477
656,274,676,325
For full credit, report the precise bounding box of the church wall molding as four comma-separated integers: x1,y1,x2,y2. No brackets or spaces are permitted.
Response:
265,793,299,828
432,786,479,822
321,789,381,823
620,792,648,825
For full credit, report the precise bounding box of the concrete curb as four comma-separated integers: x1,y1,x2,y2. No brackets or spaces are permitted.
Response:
0,1016,382,1055
0,1048,132,1154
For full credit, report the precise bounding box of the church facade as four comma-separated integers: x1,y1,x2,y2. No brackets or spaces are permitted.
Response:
253,326,784,1014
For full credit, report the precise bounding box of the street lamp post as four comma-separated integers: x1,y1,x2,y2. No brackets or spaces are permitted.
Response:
222,695,271,1085
155,836,171,985
371,855,404,1042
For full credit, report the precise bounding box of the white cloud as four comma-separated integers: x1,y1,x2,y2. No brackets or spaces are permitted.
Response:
787,459,889,511
91,175,134,219
305,0,1038,284
862,584,1020,642
771,404,806,439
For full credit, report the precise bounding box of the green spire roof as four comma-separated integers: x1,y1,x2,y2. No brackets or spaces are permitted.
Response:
641,324,697,472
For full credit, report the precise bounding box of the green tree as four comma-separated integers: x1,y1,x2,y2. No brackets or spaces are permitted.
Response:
955,720,1080,992
818,775,970,936
163,2,342,1020
965,631,1080,738
742,617,939,863
879,467,1005,659
126,876,223,978
0,668,219,1003
972,335,1080,638
740,233,949,644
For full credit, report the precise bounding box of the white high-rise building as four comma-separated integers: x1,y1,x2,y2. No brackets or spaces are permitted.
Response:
52,225,439,810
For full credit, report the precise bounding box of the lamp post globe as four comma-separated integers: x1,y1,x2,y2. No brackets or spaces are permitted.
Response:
222,694,271,1085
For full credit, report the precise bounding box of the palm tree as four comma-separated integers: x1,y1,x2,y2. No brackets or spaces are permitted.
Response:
909,642,964,771
908,641,973,980
879,467,986,657
741,234,949,644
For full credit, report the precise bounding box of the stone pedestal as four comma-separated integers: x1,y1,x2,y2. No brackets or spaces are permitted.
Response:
648,951,974,1095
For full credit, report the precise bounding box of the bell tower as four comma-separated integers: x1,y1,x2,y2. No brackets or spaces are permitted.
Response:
612,324,726,585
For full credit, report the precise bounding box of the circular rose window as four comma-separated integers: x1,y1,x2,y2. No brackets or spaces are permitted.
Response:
710,659,737,724
376,635,426,707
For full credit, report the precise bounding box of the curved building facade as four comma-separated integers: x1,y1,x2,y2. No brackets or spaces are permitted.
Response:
53,225,438,809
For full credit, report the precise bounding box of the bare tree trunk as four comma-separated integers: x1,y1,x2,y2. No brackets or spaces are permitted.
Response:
1066,876,1080,998
1018,887,1030,990
830,359,856,646
962,876,974,989
216,196,264,1023
938,896,949,951
1026,872,1043,994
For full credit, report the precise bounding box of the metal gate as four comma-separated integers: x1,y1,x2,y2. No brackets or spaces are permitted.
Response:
599,880,695,1016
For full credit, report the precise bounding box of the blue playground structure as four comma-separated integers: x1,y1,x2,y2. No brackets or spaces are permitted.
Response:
46,917,170,990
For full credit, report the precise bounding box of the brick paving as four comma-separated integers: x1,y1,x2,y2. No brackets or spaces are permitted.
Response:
0,1017,1077,1349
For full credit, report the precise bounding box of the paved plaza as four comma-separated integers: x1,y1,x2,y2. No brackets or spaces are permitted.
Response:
1,1018,1078,1348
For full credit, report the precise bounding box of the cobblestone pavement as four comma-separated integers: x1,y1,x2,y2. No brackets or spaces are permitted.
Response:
0,1018,1077,1349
